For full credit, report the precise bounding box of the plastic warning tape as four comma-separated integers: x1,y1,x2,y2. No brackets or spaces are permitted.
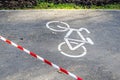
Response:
0,35,83,80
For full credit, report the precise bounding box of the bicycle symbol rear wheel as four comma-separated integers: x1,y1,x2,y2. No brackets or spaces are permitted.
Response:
46,21,70,32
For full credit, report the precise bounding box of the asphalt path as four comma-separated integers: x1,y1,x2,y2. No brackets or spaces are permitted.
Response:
0,10,120,80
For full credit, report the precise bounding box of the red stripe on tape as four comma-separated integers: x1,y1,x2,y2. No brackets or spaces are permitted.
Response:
77,77,83,80
60,67,68,75
30,52,37,58
17,45,24,51
6,40,11,44
44,59,52,66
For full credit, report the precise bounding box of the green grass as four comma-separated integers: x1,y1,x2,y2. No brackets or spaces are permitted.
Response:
34,2,120,9
0,2,119,10
34,2,79,9
91,3,120,9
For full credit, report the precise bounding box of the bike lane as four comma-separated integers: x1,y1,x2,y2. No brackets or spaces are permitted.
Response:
0,10,120,80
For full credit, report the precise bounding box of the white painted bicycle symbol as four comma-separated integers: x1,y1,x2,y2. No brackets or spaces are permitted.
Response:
46,21,94,58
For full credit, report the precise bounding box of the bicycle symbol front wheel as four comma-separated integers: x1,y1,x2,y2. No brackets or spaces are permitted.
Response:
58,42,87,58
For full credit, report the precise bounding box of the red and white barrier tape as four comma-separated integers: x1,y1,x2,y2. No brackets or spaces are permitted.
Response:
0,35,83,80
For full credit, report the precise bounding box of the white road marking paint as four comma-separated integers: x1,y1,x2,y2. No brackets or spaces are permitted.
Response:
58,42,87,58
46,21,94,58
46,21,70,32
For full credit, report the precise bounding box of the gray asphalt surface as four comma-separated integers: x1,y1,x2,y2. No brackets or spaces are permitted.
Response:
0,10,120,80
